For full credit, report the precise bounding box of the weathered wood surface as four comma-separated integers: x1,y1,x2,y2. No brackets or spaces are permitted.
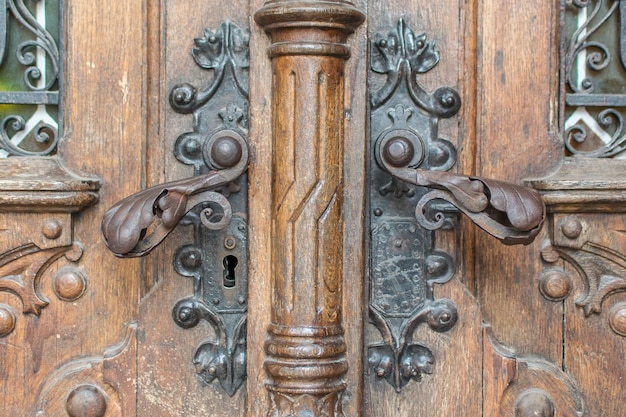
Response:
0,1,144,415
475,0,563,363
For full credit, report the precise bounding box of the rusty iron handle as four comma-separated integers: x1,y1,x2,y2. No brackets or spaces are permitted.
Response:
376,134,545,245
101,131,248,258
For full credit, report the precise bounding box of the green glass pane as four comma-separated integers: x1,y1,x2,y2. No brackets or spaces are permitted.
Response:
0,0,60,156
563,1,626,157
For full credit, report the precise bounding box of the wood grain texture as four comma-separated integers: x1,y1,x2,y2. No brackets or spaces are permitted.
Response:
254,2,364,415
341,1,368,414
475,0,564,363
247,0,274,415
542,212,626,416
483,327,583,417
0,158,99,212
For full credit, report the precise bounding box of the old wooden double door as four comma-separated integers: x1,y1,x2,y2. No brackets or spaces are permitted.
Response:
1,0,625,416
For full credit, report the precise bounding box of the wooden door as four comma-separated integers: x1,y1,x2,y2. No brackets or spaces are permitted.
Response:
0,1,623,416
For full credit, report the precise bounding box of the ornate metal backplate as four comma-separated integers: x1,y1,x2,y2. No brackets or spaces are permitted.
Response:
367,19,460,391
169,21,249,397
367,19,545,392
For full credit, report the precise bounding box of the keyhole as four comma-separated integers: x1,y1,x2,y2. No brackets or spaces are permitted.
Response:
223,255,238,288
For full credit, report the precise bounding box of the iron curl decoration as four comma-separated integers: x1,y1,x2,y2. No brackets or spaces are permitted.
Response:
0,115,58,156
562,0,626,157
564,0,617,95
565,108,626,157
169,21,249,115
370,18,461,117
9,0,60,91
171,297,246,396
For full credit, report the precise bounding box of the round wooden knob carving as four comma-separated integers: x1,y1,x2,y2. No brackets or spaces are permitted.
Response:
0,304,16,338
539,270,572,301
65,384,107,417
560,218,582,239
515,389,555,417
609,303,626,337
53,269,87,301
42,219,63,240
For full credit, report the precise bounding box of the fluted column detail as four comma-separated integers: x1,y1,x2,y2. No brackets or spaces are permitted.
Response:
254,2,364,416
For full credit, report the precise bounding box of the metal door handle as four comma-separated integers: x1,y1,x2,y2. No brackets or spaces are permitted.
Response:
376,136,545,245
101,132,248,258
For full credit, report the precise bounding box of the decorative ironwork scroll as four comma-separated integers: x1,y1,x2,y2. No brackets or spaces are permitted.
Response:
0,0,60,157
562,0,626,157
368,19,545,391
102,21,249,396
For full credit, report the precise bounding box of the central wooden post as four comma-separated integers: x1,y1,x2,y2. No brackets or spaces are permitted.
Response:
254,2,364,416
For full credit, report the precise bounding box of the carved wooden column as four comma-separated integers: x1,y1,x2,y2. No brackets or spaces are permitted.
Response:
254,2,364,415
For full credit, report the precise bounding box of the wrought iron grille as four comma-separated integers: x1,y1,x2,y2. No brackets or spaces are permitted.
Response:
0,0,60,157
563,0,626,157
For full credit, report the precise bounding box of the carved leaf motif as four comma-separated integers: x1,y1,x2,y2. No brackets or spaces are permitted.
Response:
0,243,81,315
552,243,626,316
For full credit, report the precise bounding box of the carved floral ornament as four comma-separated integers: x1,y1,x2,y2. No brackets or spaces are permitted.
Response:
0,216,85,338
540,215,626,337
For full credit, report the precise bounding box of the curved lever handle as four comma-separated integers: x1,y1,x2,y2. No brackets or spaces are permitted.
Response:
377,135,545,245
101,131,249,257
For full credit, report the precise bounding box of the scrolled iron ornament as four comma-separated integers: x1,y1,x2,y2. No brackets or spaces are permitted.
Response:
368,298,458,391
370,18,461,117
368,19,546,393
562,0,626,157
0,115,58,156
9,0,60,92
0,0,61,156
171,297,247,396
